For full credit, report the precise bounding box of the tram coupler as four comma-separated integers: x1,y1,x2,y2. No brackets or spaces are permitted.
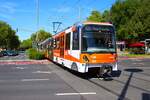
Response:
97,65,112,80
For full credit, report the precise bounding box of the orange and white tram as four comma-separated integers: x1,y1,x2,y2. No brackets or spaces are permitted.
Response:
39,22,118,75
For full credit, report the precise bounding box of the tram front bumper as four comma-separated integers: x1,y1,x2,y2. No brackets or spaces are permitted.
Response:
84,62,118,73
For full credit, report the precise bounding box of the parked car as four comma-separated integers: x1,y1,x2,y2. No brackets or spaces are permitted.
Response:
1,50,19,56
1,51,8,56
7,50,19,56
19,50,25,53
0,51,3,57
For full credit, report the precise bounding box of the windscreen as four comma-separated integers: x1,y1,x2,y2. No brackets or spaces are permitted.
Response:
81,25,116,53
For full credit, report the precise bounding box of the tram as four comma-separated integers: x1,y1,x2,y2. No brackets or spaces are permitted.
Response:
39,22,118,76
145,39,150,54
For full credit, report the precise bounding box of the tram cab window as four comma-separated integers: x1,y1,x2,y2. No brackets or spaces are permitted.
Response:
72,31,79,50
65,33,70,50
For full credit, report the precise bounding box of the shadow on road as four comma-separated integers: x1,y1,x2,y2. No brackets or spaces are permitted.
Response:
51,60,122,80
142,93,150,100
117,68,143,100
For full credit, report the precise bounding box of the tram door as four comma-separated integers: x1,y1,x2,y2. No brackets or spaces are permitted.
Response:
60,36,64,58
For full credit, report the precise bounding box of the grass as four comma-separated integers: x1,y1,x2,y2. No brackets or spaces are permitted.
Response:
120,53,150,58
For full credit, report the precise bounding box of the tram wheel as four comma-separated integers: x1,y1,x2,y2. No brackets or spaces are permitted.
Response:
71,63,78,71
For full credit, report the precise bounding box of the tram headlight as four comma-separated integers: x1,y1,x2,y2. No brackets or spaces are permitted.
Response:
83,55,89,63
113,53,118,60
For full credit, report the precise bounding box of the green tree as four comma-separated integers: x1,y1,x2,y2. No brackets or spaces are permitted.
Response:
110,0,150,42
102,10,111,22
0,21,10,48
7,32,20,49
31,33,36,42
0,20,20,49
31,29,52,42
87,10,104,22
20,38,32,49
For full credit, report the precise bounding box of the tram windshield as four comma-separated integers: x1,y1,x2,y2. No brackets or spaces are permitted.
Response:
81,25,116,53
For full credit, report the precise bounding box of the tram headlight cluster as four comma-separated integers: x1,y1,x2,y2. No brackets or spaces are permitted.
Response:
113,53,118,60
83,55,89,63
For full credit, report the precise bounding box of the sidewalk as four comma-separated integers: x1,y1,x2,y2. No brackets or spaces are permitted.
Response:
0,59,50,65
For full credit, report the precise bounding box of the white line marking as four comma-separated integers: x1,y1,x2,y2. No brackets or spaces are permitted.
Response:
32,71,51,74
56,92,96,96
21,79,50,82
16,67,25,69
133,63,144,65
134,59,142,61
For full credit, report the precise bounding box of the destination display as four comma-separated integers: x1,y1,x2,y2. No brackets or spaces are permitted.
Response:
83,25,114,33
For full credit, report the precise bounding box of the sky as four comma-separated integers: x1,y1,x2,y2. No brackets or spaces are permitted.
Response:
0,0,116,41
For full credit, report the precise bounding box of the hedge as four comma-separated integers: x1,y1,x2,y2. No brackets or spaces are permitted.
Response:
27,48,45,60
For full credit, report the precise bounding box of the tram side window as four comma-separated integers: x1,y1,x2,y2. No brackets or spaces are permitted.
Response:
56,38,60,49
72,31,79,50
49,40,52,49
65,33,70,50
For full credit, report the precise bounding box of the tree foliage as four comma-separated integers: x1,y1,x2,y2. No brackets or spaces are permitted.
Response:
110,0,150,42
20,29,52,49
31,29,52,42
0,20,20,49
87,0,150,43
87,10,104,22
31,33,36,42
20,38,32,49
102,10,111,22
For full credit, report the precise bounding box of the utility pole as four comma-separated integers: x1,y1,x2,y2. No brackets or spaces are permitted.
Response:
34,0,39,49
36,0,39,31
36,0,39,42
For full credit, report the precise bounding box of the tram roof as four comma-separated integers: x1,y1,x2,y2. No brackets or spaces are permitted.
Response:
52,21,113,36
82,21,113,26
38,37,52,45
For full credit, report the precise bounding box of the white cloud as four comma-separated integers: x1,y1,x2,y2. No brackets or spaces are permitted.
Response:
0,2,17,14
0,1,33,20
53,7,71,13
0,2,17,19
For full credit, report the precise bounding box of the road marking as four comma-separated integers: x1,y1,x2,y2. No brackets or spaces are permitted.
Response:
16,67,25,69
21,78,50,82
133,63,144,65
132,59,142,61
0,60,50,65
55,92,96,96
32,71,52,74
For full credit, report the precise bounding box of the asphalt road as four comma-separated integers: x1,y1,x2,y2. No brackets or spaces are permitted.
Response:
0,54,150,100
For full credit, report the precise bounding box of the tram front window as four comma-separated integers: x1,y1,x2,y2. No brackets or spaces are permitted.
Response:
81,25,116,53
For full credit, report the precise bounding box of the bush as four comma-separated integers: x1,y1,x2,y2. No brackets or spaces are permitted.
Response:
129,47,145,54
27,48,45,60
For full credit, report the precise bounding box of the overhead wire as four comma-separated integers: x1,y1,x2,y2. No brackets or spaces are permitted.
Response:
50,0,103,32
50,0,82,32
